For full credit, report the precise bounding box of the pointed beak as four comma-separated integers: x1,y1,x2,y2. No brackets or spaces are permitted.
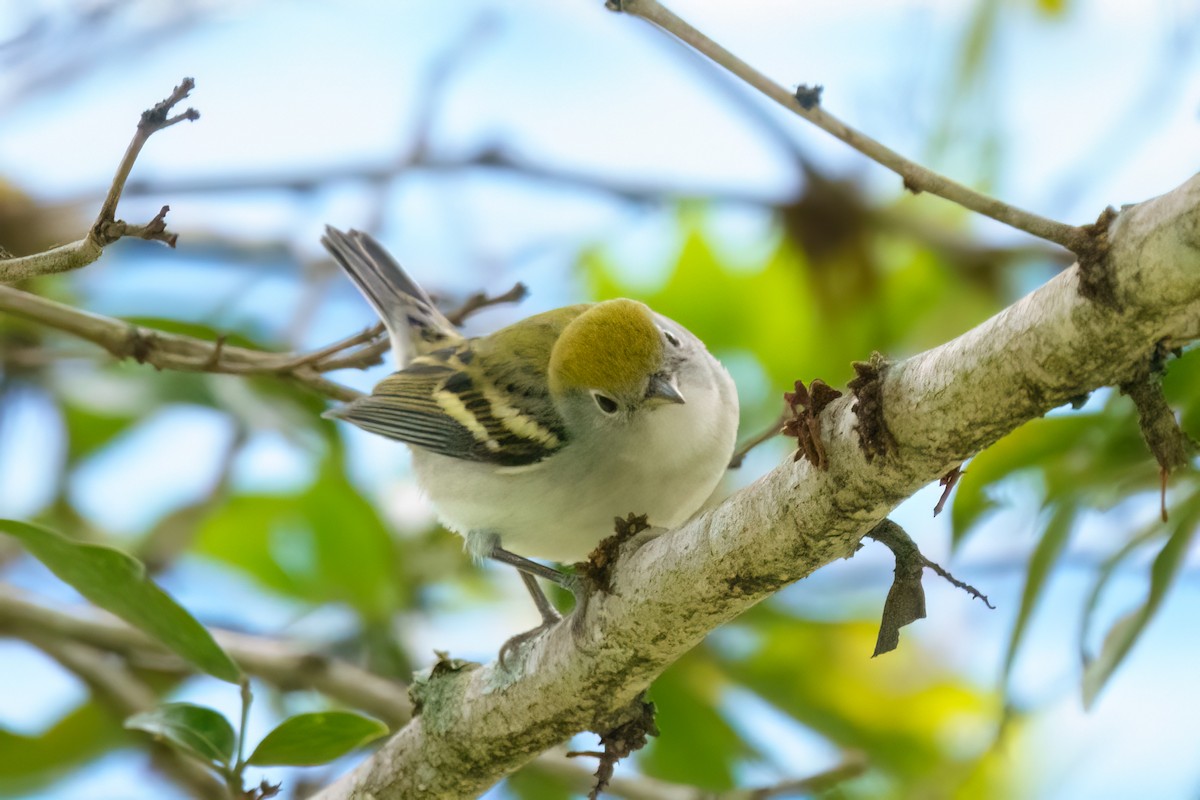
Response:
646,373,686,405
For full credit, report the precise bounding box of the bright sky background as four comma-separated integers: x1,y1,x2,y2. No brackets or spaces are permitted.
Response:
1,1,1199,798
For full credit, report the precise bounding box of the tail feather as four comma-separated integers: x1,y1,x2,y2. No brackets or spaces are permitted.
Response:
322,226,460,366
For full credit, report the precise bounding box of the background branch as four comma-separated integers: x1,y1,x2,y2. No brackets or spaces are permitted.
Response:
0,77,197,283
313,170,1200,800
0,274,532,403
611,0,1085,251
26,634,226,800
0,586,412,727
0,283,364,400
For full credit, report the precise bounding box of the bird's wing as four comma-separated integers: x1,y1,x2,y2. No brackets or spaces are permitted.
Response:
327,343,568,467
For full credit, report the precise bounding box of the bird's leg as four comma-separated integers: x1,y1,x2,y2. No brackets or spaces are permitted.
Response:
491,546,583,667
517,569,561,626
489,545,573,586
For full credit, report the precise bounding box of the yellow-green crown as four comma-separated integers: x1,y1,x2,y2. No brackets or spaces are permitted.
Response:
548,299,663,396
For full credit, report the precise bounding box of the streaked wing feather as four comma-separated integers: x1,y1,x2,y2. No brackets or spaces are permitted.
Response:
331,350,566,467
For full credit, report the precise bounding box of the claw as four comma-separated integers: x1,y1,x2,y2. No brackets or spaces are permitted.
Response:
498,617,560,668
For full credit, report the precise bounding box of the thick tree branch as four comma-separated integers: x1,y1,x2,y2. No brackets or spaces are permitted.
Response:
313,174,1200,799
608,0,1085,251
0,586,412,727
0,78,197,283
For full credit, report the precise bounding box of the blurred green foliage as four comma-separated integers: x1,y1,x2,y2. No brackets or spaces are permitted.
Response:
0,701,127,796
954,347,1200,705
194,459,402,621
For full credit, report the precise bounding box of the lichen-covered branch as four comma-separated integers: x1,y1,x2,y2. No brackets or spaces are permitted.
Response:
313,173,1200,799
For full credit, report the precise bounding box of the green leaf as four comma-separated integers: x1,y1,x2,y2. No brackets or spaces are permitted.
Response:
640,651,753,790
247,712,388,766
950,415,1096,549
124,703,236,768
0,519,241,683
1078,519,1168,670
1002,505,1075,683
60,402,138,466
0,702,125,795
1082,494,1200,708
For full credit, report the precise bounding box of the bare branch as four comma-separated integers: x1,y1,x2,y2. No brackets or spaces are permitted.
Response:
26,634,226,800
278,322,387,372
0,270,529,403
728,406,787,468
444,281,529,326
92,78,198,240
311,171,1200,800
0,283,364,401
119,147,778,206
608,0,1084,251
0,78,197,283
0,585,412,727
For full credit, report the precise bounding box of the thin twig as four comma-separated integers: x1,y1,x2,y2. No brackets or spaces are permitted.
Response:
407,14,502,162
316,281,530,374
728,407,789,468
308,338,391,373
0,78,197,283
277,322,386,371
120,147,775,206
531,748,866,800
609,0,1084,251
921,556,995,609
444,281,529,326
0,283,363,401
92,79,198,238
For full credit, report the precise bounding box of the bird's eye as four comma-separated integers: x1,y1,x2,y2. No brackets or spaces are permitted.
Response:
663,329,681,347
592,391,619,414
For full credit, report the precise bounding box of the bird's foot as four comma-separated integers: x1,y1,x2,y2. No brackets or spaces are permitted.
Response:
498,611,561,669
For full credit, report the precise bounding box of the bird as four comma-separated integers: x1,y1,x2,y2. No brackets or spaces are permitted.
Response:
321,226,739,661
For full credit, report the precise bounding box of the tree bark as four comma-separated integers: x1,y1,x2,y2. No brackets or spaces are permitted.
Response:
311,176,1200,799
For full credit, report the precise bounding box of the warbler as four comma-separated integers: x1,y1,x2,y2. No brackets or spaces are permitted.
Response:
322,227,739,656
